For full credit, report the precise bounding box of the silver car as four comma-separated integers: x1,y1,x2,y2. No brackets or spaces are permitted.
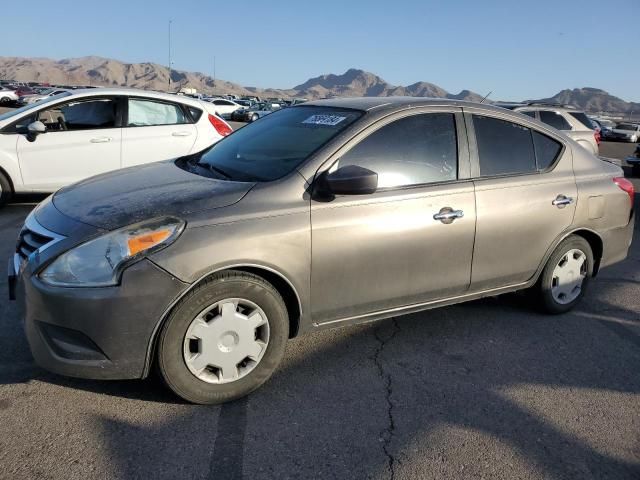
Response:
9,97,635,404
608,122,640,143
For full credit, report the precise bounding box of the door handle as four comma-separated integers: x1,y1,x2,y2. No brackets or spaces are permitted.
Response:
172,131,192,137
552,195,574,208
433,207,464,224
90,137,112,143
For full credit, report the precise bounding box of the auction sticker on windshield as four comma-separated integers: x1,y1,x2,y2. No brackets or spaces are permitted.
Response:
302,114,347,126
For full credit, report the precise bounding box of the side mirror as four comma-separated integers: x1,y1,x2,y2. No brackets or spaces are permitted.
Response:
323,165,378,195
26,121,46,142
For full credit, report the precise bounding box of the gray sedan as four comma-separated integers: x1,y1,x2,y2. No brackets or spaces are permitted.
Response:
9,97,635,404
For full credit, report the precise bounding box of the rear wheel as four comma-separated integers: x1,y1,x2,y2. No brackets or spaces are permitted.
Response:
157,270,288,404
534,235,593,314
251,114,259,122
0,172,13,207
632,165,640,177
0,96,10,105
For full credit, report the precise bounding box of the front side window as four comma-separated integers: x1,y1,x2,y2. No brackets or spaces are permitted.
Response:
127,99,187,126
473,115,562,176
539,111,571,131
37,98,117,131
335,113,458,188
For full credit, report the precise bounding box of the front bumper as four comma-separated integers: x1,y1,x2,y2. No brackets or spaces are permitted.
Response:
13,256,188,380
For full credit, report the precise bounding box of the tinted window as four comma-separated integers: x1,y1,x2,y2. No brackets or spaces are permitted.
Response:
127,99,187,126
336,113,457,188
195,106,362,181
568,112,596,129
473,115,536,176
522,111,536,118
539,111,571,130
532,131,562,170
188,106,203,122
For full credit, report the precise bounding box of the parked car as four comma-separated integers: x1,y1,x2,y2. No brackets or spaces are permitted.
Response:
608,122,640,143
0,88,232,204
232,102,280,122
9,97,634,404
0,89,19,105
204,98,244,119
626,144,640,176
590,117,617,140
513,104,600,154
19,88,71,105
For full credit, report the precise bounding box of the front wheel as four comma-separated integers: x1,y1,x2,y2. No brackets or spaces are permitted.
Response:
0,171,12,207
534,235,593,314
251,114,259,122
632,165,640,177
157,270,288,404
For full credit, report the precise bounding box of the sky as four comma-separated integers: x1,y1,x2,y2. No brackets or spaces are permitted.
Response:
1,0,638,102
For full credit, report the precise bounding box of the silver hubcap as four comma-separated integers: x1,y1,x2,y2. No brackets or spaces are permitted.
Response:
183,298,270,384
551,249,587,304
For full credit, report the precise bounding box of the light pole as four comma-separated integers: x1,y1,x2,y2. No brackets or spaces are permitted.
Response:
168,20,172,91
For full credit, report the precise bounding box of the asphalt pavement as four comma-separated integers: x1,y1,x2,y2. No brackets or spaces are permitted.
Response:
0,141,638,480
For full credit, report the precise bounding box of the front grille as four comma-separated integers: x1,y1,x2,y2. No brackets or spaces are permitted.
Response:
15,215,64,262
16,227,54,261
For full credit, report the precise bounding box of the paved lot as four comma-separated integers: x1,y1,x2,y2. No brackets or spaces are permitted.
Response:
0,129,639,478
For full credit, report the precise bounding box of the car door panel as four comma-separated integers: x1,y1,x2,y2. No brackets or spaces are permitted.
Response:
311,184,476,323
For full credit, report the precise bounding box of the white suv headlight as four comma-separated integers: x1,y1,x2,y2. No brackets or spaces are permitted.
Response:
40,217,185,287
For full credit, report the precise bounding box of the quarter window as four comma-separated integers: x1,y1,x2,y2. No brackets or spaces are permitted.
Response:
539,111,571,131
532,131,562,170
336,113,458,188
127,99,187,126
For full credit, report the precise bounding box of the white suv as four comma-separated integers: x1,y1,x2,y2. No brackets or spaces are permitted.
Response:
0,88,232,205
513,104,600,155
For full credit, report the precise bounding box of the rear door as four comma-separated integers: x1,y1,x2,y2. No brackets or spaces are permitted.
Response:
121,97,197,167
310,108,477,323
465,109,577,291
16,96,122,190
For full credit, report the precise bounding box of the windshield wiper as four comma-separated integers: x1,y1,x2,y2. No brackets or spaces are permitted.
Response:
196,162,232,180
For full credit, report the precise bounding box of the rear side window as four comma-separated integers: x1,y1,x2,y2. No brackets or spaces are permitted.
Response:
521,111,536,118
127,99,187,126
539,111,571,131
532,131,562,170
187,106,203,122
337,113,458,188
473,115,536,176
568,112,595,129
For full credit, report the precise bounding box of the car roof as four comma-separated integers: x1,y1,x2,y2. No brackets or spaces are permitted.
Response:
303,96,515,116
53,87,206,107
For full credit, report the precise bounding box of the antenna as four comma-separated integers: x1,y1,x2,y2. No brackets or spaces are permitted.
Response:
480,91,492,104
168,20,172,91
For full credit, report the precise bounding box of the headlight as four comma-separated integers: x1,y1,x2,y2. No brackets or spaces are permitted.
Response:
40,217,185,287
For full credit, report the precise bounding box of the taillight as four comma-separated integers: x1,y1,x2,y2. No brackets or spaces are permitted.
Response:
208,114,232,137
613,177,635,209
594,130,601,145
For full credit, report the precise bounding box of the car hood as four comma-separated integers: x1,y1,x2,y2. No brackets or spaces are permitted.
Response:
52,160,255,230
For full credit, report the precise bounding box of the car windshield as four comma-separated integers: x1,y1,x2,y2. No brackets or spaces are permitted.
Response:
616,123,637,131
191,106,363,181
0,92,72,122
567,111,595,129
250,103,267,111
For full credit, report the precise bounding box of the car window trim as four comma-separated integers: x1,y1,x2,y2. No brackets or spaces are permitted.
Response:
312,106,470,194
462,108,567,180
124,96,195,128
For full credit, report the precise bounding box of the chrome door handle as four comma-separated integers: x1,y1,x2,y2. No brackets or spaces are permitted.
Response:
552,195,574,208
90,137,112,143
172,131,192,137
433,208,464,224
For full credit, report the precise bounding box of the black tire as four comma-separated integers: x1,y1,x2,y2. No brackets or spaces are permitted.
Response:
0,171,13,207
534,235,593,314
157,270,288,404
0,97,9,105
632,165,640,178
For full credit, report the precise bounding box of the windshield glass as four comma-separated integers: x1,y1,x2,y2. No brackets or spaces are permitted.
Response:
0,92,72,122
568,111,595,129
616,123,637,131
193,106,363,181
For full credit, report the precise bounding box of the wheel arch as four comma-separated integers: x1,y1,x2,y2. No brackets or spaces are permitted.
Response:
142,264,303,378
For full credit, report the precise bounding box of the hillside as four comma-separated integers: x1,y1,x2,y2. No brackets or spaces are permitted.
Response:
0,56,636,113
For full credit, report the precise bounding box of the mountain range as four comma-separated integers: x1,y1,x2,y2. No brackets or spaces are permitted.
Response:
0,56,637,114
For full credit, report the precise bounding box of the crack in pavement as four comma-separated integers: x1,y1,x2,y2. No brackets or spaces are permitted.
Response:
373,318,401,480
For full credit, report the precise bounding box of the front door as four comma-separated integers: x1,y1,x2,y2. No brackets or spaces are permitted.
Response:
17,96,122,191
310,110,476,324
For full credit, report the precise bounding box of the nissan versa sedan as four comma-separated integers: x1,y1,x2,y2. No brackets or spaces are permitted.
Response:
9,98,635,404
